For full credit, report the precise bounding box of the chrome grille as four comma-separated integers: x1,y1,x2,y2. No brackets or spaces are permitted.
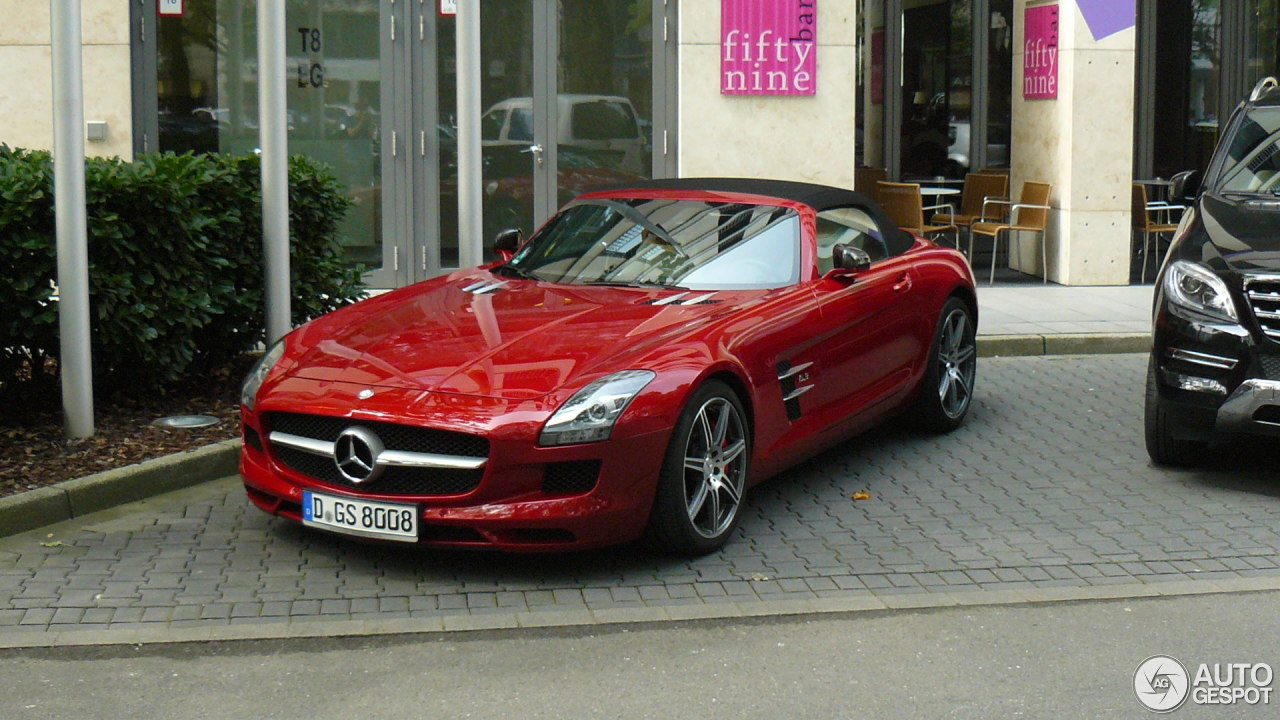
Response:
1246,276,1280,341
1262,355,1280,380
264,412,487,497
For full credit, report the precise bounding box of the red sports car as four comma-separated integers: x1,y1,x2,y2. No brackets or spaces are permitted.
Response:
239,178,978,555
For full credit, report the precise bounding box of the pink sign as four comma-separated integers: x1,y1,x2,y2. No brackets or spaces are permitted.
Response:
1024,4,1059,100
721,0,818,96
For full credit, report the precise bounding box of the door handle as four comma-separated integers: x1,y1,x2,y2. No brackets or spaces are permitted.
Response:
892,272,912,293
522,143,545,167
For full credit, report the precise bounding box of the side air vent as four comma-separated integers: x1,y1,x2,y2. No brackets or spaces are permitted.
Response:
641,293,722,306
461,279,509,295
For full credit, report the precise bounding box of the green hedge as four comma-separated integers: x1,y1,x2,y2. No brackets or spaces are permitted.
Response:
0,147,365,398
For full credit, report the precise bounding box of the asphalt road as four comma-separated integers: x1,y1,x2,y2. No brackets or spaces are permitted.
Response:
3,590,1277,719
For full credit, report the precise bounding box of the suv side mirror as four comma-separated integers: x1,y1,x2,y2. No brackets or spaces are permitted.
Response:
1171,169,1201,202
493,228,524,262
833,243,873,273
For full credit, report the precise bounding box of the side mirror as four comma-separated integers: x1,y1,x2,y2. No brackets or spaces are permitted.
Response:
833,243,873,273
493,228,523,262
1171,169,1201,203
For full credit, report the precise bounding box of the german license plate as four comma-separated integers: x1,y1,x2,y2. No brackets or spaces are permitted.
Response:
302,490,418,542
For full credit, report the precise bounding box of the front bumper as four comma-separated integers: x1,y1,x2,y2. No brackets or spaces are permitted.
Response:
1152,303,1280,440
239,381,673,552
1217,379,1280,436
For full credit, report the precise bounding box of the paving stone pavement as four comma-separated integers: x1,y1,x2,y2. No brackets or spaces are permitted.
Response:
3,353,1280,638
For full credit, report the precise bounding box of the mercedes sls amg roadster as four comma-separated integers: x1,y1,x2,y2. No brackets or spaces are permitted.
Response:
239,178,978,554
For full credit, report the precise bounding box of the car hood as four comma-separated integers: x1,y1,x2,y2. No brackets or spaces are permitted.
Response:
1198,193,1280,277
288,272,757,400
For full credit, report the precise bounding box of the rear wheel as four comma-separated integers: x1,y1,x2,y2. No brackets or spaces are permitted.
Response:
645,380,750,555
912,297,977,432
1144,357,1206,466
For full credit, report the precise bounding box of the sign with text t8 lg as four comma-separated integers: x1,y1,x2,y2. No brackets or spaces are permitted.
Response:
721,0,817,96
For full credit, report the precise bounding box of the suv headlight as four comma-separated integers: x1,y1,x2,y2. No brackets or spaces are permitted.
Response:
1165,260,1238,324
240,339,286,411
539,370,655,446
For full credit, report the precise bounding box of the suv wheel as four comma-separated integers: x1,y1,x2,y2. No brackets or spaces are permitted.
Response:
1144,357,1207,466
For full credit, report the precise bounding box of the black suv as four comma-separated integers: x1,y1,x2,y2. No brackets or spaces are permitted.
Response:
1146,77,1280,465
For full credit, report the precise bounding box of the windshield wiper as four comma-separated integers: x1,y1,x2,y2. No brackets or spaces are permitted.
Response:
495,264,543,281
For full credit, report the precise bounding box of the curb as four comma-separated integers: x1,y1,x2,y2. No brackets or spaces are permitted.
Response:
0,438,241,539
0,576,1275,651
977,332,1149,357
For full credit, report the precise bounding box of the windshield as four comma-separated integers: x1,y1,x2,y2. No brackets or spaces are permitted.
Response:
1217,107,1280,193
504,198,801,290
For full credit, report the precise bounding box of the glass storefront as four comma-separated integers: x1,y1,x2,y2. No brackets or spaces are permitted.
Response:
856,0,1012,181
144,0,667,287
1138,0,1280,180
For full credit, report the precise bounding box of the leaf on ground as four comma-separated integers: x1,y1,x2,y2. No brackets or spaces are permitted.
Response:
39,541,64,548
851,490,871,501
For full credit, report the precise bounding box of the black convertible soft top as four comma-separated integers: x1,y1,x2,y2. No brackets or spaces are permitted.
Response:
591,177,915,256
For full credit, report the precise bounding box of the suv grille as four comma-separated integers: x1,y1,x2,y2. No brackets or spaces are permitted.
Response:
1262,355,1280,380
264,412,488,497
1246,277,1280,342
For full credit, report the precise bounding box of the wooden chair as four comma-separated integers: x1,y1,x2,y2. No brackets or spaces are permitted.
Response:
855,167,888,201
876,181,959,245
969,181,1053,284
1132,182,1185,283
931,173,1009,252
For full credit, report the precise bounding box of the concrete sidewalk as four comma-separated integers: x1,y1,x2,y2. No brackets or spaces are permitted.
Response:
977,284,1152,337
974,283,1152,356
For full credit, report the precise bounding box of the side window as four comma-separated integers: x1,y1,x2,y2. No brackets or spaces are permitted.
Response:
508,109,535,141
815,207,889,274
481,110,505,141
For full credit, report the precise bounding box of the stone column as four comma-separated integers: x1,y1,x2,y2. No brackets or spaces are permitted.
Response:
1011,0,1135,285
678,1,858,188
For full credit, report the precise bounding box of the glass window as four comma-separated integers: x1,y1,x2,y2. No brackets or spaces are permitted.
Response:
155,0,384,270
1213,108,1280,192
570,100,639,140
816,207,889,273
508,108,534,142
481,110,505,141
507,199,800,289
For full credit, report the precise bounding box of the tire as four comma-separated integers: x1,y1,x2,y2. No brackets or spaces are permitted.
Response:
911,296,978,433
1144,357,1206,466
645,380,751,555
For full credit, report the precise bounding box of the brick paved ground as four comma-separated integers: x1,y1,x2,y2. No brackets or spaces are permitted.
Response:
3,353,1280,636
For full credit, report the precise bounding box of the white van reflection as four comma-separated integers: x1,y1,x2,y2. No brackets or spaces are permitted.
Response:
481,94,647,176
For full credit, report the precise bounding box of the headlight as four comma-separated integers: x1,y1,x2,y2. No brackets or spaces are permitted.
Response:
539,370,655,446
240,339,286,411
1164,260,1238,324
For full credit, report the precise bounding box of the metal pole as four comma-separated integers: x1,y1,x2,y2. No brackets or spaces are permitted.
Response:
50,0,94,438
259,0,291,342
456,0,484,268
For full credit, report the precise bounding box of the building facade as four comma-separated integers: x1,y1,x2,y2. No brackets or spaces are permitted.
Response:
0,1,1272,287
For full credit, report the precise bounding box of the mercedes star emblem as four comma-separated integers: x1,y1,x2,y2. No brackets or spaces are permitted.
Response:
333,426,385,484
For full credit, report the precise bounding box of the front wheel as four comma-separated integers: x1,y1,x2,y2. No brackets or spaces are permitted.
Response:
911,297,978,432
1144,357,1206,466
645,380,751,555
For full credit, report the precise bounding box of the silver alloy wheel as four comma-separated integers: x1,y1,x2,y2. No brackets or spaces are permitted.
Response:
937,307,977,419
682,396,748,539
